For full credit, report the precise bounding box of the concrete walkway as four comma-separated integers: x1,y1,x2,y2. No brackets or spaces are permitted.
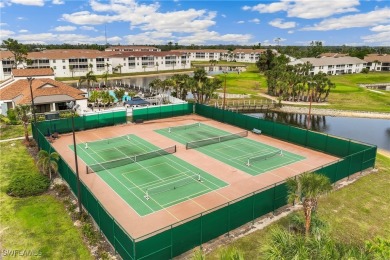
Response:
0,136,31,143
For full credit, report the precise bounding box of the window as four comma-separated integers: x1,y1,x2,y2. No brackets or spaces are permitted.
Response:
53,60,56,63
90,59,93,62
62,59,65,63
63,66,66,69
106,58,109,61
53,66,56,69
96,58,104,62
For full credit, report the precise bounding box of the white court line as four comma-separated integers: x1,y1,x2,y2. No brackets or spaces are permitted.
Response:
128,135,230,202
91,132,177,219
76,135,155,217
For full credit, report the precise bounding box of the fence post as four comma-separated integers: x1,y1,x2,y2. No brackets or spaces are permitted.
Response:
227,202,230,237
170,225,173,259
252,192,255,225
200,213,203,249
272,184,276,215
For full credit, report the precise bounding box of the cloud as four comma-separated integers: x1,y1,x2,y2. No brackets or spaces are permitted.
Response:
269,19,296,29
80,26,98,31
221,14,226,18
9,0,44,6
19,29,29,33
302,7,390,31
12,33,120,44
61,1,217,34
237,21,245,24
179,31,252,45
52,0,64,4
370,24,390,32
0,23,8,26
288,30,294,34
0,30,15,41
361,31,390,45
53,26,77,32
249,18,260,24
17,17,25,20
243,0,359,19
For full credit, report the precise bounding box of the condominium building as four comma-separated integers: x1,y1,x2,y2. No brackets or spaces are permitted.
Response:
364,54,390,72
289,57,367,75
175,49,228,61
105,45,160,52
229,49,267,63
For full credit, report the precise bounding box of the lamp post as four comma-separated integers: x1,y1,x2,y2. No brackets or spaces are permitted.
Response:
68,101,82,217
222,71,228,110
27,77,39,148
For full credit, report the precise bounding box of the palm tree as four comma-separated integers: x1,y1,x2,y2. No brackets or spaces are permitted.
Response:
69,65,75,78
142,65,147,72
105,62,111,73
155,62,159,72
101,71,109,86
79,71,97,97
88,63,93,72
115,64,123,74
14,104,30,142
286,172,332,236
37,150,59,180
373,60,380,71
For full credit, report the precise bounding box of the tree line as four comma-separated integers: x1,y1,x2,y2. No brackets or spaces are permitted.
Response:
149,68,222,104
257,50,335,103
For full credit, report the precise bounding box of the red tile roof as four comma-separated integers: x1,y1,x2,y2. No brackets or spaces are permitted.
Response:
0,78,86,104
364,54,390,63
12,68,54,77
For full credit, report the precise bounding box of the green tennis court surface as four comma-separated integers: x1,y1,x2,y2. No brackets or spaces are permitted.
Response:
70,134,227,216
155,123,306,176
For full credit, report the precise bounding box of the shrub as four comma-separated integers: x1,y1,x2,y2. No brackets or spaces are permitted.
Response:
6,173,50,197
361,68,370,74
6,109,18,125
53,183,70,197
82,223,100,246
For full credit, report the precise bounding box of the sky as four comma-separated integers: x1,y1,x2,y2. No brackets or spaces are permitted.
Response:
1,0,390,46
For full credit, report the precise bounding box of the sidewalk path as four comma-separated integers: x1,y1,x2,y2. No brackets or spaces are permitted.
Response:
0,136,31,143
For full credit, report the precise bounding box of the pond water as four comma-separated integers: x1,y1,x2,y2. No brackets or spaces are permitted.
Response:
248,111,390,152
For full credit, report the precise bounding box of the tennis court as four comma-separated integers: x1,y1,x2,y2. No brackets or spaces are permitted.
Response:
70,134,227,216
155,122,306,176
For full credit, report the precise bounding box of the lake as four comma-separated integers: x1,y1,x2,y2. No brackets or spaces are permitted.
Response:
248,112,390,152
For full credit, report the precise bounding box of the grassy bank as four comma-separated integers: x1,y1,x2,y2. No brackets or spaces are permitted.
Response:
206,153,390,259
213,68,389,112
0,124,31,140
0,141,92,259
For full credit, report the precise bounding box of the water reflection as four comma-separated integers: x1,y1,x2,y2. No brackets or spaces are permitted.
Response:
249,111,390,151
250,111,329,132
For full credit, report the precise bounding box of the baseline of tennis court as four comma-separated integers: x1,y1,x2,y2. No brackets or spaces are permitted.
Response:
70,134,227,216
155,122,306,176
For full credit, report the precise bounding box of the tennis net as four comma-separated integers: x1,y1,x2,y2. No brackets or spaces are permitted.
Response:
168,122,200,133
145,174,201,200
246,150,282,166
86,145,176,174
186,131,248,149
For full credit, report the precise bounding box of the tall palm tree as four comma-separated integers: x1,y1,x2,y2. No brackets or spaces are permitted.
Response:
105,62,111,73
115,64,123,74
79,71,97,97
69,65,75,78
37,150,59,180
149,78,164,94
88,63,93,72
14,104,30,142
286,172,332,236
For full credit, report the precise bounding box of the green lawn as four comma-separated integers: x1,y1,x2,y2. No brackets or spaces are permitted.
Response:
0,124,31,140
326,73,390,112
0,141,92,259
213,68,390,112
206,154,390,259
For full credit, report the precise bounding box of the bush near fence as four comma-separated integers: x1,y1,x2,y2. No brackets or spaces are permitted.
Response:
32,104,376,260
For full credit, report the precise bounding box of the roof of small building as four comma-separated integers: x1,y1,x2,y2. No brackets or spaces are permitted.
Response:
124,97,149,106
174,49,228,53
107,51,185,58
232,49,267,54
12,68,54,77
291,57,366,66
0,78,86,105
364,54,390,63
318,53,349,58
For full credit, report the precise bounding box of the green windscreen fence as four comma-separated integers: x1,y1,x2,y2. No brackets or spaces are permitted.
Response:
31,104,377,260
132,103,193,121
33,110,126,137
